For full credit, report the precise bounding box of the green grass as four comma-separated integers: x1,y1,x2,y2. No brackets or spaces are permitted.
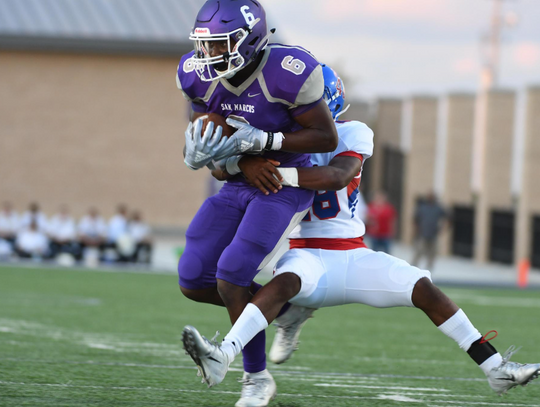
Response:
1,265,539,407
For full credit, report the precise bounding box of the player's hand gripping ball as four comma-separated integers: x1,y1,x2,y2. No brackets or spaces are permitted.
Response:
184,114,238,170
199,113,236,139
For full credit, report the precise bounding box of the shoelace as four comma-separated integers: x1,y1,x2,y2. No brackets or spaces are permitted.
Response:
500,345,522,366
210,331,221,345
201,331,221,347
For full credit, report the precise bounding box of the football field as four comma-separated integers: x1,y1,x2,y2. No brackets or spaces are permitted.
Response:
1,266,539,407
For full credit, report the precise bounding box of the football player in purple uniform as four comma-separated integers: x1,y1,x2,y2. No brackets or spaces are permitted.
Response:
177,1,337,406
183,63,540,400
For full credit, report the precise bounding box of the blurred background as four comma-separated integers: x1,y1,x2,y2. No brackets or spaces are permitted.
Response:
0,0,539,278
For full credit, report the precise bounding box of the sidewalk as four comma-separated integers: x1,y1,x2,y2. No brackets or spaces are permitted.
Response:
152,238,540,289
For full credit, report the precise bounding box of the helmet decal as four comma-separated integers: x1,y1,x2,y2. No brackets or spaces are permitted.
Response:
321,63,347,120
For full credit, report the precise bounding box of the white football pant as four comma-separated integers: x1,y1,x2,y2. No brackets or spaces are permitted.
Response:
274,248,431,309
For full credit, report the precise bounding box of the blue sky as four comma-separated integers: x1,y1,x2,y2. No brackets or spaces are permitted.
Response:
263,0,540,100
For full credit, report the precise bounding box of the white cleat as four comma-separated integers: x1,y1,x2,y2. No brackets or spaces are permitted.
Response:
182,325,231,388
235,369,277,407
269,305,315,364
487,346,540,395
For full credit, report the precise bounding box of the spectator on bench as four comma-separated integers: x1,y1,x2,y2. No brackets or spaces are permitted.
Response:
78,207,107,262
0,201,20,248
128,210,153,264
104,204,129,262
15,219,50,259
48,205,78,259
20,202,48,233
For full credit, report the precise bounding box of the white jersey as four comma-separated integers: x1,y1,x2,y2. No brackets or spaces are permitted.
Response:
275,122,431,310
48,215,76,241
0,211,20,235
288,120,374,241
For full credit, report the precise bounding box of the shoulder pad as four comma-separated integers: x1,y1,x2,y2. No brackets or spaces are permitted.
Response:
176,51,212,103
259,44,323,107
336,121,375,158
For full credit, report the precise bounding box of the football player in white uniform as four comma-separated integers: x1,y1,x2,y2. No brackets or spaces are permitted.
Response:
182,64,540,398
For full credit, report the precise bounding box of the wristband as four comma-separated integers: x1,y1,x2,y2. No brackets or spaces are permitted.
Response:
264,132,285,151
210,157,227,172
264,132,273,150
278,167,299,187
225,155,243,175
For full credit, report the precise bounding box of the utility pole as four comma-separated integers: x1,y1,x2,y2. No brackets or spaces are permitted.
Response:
473,0,516,193
480,0,518,88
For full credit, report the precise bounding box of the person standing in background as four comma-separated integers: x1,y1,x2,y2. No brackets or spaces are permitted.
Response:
366,191,396,253
412,192,447,271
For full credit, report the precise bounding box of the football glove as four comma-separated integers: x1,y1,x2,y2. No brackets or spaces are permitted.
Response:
225,118,284,153
184,119,232,170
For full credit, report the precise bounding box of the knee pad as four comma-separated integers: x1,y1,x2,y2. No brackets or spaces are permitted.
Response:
178,251,217,290
216,240,259,287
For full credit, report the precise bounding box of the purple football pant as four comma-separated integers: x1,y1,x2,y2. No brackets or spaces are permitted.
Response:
178,181,313,373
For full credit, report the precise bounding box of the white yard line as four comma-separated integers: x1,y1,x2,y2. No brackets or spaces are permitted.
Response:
314,383,450,392
0,356,493,382
0,381,538,406
300,353,469,365
346,391,485,399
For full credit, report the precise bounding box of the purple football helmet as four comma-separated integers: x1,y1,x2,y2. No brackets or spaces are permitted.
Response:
189,0,270,82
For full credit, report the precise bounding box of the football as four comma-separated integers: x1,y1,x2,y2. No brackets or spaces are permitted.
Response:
196,113,236,139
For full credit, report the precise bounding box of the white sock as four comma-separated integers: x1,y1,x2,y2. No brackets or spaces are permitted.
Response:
437,309,482,351
221,303,269,362
479,353,503,375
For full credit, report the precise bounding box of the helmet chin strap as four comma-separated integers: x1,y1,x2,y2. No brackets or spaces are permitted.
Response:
334,104,350,121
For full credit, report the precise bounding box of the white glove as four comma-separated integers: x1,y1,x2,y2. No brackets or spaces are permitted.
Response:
226,118,284,153
207,157,228,171
184,119,231,170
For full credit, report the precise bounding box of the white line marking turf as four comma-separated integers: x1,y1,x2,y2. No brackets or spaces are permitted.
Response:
0,356,489,382
0,381,538,406
315,383,450,391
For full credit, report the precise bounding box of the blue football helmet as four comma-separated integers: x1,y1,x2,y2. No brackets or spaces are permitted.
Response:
189,0,271,82
321,63,346,120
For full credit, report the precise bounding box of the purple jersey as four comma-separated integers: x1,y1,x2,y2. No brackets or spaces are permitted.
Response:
177,43,324,169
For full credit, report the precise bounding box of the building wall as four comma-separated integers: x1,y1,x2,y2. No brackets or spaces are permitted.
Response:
401,96,438,244
474,90,516,262
440,93,475,255
370,99,402,195
522,87,540,214
517,87,540,262
0,51,206,227
443,94,476,205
